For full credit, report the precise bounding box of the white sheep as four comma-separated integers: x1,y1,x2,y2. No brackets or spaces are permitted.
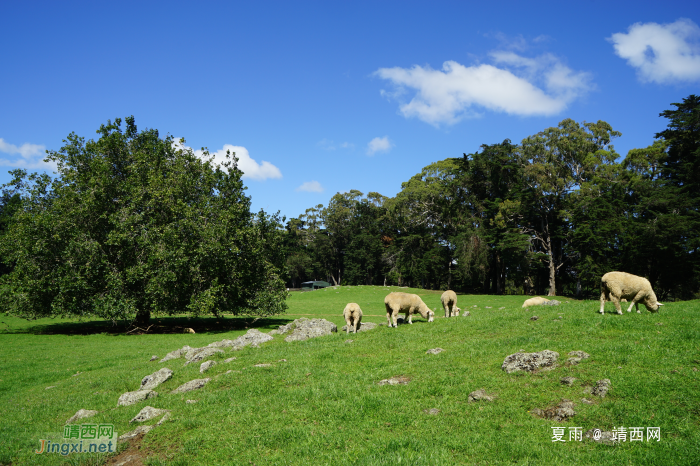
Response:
343,303,363,334
522,297,550,308
440,290,460,317
599,271,663,315
384,292,435,328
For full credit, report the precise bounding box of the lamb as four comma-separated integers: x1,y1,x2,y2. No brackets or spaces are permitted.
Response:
599,271,663,315
343,303,363,334
522,297,550,308
384,292,435,328
440,290,460,317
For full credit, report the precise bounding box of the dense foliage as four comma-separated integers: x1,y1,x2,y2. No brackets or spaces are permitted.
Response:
0,117,287,323
284,95,700,299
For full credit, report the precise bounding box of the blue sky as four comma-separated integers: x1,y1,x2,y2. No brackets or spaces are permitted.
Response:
1,1,699,221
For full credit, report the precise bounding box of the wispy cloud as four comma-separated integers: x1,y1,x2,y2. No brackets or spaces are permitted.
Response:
174,140,282,181
296,181,324,193
0,138,57,172
317,139,354,151
366,136,393,156
608,18,700,84
374,53,591,126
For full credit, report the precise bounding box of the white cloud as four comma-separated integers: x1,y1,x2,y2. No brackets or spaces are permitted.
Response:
0,138,57,172
317,139,354,151
374,54,591,126
296,181,324,193
174,140,282,181
608,18,700,84
366,136,393,155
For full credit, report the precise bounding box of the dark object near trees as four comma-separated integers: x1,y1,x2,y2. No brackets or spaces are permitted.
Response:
0,117,287,324
301,281,331,291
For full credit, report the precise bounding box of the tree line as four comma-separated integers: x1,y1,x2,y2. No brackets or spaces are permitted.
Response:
0,96,697,325
282,95,700,300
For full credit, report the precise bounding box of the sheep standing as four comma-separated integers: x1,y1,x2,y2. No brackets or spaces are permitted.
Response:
384,292,435,328
343,303,363,334
440,290,460,317
522,297,550,308
599,271,663,315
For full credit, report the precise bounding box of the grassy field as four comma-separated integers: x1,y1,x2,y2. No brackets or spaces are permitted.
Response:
1,285,699,465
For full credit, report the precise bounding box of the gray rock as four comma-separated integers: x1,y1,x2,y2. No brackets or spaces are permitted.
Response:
584,429,616,445
207,339,236,348
117,390,158,407
568,351,590,359
581,398,594,404
186,399,198,404
129,406,169,423
184,347,224,365
231,329,274,350
426,348,444,355
468,389,496,402
253,363,272,367
345,339,354,343
156,412,171,425
592,379,611,397
560,376,578,386
224,357,237,363
140,368,173,390
283,318,337,342
378,376,410,386
200,360,217,373
66,409,98,424
45,386,56,390
171,378,210,394
502,350,559,374
531,399,575,422
149,355,158,362
160,345,193,363
118,425,154,441
543,300,561,306
424,408,440,415
461,310,471,317
341,322,378,333
530,316,539,321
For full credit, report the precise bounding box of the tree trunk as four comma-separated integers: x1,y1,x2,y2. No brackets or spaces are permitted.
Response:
134,309,150,326
546,236,557,296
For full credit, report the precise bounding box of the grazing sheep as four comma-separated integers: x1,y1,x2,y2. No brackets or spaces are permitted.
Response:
384,292,435,328
343,303,363,334
599,271,663,315
522,297,550,308
440,290,460,317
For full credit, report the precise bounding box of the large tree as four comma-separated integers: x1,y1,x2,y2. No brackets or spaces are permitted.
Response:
0,117,287,324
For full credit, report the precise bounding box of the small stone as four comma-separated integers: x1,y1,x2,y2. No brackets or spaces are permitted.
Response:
592,379,611,397
568,351,590,359
543,300,561,306
485,306,492,309
171,378,210,394
72,372,81,377
345,339,354,343
160,346,192,363
118,425,154,441
253,363,271,367
184,347,224,365
426,348,444,355
531,399,575,422
560,376,577,386
468,389,496,402
656,322,663,326
585,429,616,445
156,412,171,426
581,398,594,404
424,408,440,415
200,360,217,373
278,359,287,362
130,406,169,423
185,400,198,404
117,390,158,407
229,329,273,349
140,368,173,391
66,409,99,424
502,350,559,374
149,355,158,362
378,376,410,386
45,386,56,390
341,322,378,333
499,307,505,310
461,310,471,317
530,316,539,321
224,357,237,363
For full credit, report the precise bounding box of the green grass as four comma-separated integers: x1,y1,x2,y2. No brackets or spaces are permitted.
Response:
1,285,699,465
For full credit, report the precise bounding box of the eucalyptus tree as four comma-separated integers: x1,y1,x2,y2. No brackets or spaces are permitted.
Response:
520,119,621,296
0,117,288,325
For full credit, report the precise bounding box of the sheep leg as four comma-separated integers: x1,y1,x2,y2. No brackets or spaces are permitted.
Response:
599,291,607,314
444,303,450,318
629,291,645,313
407,311,413,324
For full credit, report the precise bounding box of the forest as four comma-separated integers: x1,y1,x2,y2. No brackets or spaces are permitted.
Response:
282,95,700,300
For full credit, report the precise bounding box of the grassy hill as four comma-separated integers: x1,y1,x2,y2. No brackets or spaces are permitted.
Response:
1,286,699,465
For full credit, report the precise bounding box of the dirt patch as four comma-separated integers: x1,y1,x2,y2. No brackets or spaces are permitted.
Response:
105,434,156,465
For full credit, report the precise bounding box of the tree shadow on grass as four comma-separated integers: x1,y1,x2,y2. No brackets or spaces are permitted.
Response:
3,315,294,336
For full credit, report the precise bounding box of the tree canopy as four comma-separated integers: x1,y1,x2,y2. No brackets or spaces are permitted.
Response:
0,117,287,324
